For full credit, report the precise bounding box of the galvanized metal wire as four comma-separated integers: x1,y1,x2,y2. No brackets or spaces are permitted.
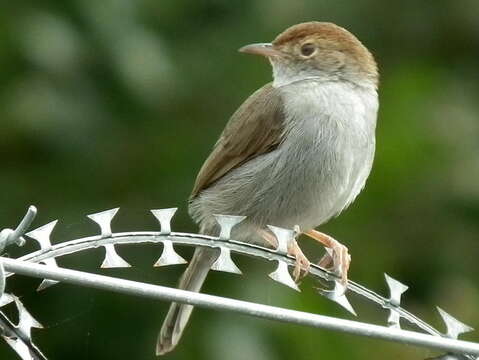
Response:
2,257,479,357
1,206,478,360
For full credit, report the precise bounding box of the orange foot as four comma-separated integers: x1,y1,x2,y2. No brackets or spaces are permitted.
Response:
303,229,350,285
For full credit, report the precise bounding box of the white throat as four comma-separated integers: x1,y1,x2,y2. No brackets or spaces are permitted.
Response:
270,63,325,88
269,58,332,87
270,59,377,89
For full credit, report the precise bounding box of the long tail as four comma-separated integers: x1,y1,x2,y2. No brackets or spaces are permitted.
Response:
156,246,218,355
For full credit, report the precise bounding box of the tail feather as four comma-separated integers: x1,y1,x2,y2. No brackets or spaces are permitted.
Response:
156,247,218,355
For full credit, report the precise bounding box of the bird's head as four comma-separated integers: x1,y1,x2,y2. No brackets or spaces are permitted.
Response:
239,22,378,88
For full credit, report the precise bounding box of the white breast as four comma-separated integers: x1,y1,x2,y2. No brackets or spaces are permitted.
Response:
189,79,378,238
274,79,378,227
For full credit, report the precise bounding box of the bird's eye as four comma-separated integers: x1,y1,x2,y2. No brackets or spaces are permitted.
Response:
300,43,316,57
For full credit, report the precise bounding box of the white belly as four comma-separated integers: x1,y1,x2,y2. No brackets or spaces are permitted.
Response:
190,80,378,239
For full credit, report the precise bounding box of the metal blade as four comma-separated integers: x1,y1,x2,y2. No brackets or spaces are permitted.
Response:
15,298,43,338
437,307,474,339
87,208,119,238
26,220,57,250
3,338,35,360
214,215,246,240
36,258,60,291
268,261,299,291
154,240,187,266
101,244,131,268
385,274,409,328
0,262,4,300
0,293,14,307
267,225,295,254
211,247,242,274
266,225,299,291
318,281,357,316
151,208,178,235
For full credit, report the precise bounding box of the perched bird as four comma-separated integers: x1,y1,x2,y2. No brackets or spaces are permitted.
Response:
157,21,379,355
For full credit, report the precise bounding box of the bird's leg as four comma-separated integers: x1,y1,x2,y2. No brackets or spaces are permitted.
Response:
303,229,350,285
259,228,310,283
258,229,278,249
289,238,311,282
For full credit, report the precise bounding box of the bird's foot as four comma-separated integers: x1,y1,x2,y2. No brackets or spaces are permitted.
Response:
259,226,310,283
258,229,278,249
289,225,311,282
304,230,350,285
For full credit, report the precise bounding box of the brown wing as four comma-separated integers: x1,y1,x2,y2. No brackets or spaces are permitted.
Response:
190,82,285,199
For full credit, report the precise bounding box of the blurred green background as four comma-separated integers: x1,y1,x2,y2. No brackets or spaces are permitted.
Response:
1,0,478,359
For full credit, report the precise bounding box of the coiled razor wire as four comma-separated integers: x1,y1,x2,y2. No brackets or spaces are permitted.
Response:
0,206,477,360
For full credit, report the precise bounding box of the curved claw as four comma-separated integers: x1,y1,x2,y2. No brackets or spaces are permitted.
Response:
304,230,350,285
289,240,310,283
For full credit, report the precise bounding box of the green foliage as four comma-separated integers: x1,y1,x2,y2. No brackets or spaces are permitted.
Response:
1,1,478,359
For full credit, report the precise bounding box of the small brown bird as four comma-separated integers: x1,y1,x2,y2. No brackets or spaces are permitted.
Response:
157,21,378,355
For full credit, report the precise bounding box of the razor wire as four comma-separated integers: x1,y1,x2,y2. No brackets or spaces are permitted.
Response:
0,206,477,360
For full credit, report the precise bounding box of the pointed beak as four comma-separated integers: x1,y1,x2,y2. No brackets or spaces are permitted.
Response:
238,43,282,57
